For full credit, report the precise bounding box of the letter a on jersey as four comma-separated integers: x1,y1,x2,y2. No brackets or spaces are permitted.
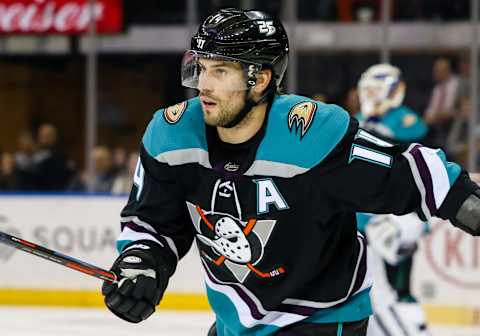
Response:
254,179,289,214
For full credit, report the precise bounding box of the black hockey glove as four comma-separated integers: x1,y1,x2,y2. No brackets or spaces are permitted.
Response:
102,241,173,323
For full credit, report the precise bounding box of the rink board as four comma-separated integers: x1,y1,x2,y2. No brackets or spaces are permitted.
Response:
0,195,479,326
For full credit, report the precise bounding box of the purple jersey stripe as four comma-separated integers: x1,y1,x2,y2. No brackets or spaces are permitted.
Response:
409,145,437,216
122,221,164,243
204,262,319,319
278,304,317,316
204,265,265,320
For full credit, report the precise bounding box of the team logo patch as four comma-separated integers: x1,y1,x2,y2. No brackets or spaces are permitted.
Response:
288,101,317,138
164,101,187,124
186,179,285,283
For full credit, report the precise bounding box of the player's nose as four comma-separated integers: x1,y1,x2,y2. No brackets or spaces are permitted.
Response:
197,73,214,91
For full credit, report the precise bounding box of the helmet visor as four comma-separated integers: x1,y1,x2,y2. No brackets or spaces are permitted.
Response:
181,50,262,91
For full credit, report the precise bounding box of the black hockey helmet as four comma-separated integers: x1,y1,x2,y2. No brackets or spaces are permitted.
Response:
181,8,289,91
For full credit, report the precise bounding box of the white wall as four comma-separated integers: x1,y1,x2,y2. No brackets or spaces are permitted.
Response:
413,218,480,306
0,195,205,293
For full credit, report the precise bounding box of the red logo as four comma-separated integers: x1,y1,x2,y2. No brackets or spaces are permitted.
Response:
425,219,480,289
0,0,123,34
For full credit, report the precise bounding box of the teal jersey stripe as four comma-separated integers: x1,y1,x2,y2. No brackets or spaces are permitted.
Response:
142,95,350,171
256,96,350,169
206,285,280,336
302,288,372,324
436,149,461,186
116,239,132,253
142,97,207,158
207,284,372,335
337,323,343,336
356,213,373,233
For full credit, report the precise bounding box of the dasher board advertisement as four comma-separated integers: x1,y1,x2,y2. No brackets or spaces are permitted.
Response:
0,0,123,34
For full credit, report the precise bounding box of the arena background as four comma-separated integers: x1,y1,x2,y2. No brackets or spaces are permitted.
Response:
1,1,480,335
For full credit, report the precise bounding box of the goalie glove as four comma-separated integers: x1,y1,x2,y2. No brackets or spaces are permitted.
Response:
102,241,174,323
365,214,424,265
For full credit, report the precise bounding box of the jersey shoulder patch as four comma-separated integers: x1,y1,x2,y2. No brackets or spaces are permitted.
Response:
287,100,317,138
164,101,188,124
251,94,350,175
142,97,207,160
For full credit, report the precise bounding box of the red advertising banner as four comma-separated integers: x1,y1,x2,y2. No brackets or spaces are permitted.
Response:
0,0,123,34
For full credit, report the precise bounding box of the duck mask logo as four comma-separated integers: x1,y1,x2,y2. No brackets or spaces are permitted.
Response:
186,179,285,283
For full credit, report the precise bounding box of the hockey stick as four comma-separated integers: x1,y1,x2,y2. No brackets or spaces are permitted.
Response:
0,230,117,284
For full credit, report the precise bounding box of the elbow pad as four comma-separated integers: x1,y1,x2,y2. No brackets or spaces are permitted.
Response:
454,190,480,236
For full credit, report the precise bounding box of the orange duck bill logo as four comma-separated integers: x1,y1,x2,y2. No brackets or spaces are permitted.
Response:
186,180,285,283
288,101,317,138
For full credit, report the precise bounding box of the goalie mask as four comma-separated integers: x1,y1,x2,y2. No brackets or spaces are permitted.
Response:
181,8,289,92
358,64,406,118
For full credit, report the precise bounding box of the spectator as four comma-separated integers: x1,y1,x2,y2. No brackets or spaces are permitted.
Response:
312,92,329,103
446,54,472,161
70,146,116,192
343,87,361,117
111,151,139,194
13,131,37,190
92,146,116,192
32,123,74,190
0,153,17,191
424,57,459,150
112,146,128,175
31,123,75,190
457,53,470,101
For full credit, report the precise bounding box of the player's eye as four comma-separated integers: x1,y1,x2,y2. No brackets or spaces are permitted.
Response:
215,68,227,75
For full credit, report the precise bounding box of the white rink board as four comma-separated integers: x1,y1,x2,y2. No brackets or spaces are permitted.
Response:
0,195,480,310
0,195,205,293
412,218,480,307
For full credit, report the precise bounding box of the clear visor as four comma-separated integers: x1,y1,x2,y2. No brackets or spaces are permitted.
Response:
181,50,262,91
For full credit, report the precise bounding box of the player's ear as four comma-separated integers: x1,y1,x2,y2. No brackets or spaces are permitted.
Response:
252,69,272,96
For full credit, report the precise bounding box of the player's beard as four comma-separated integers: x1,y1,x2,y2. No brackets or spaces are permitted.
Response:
201,91,247,127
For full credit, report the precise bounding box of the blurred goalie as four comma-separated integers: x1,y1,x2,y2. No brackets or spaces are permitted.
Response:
356,64,431,336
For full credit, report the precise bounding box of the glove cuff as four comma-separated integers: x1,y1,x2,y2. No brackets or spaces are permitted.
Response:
120,240,177,280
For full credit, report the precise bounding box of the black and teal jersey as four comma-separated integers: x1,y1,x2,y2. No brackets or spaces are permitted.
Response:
355,105,429,235
355,105,427,143
116,94,474,336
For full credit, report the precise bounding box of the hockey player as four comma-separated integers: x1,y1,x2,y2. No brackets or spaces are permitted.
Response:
356,64,427,143
356,64,431,336
101,8,480,336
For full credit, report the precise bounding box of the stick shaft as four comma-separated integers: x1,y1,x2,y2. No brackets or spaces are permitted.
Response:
0,230,117,283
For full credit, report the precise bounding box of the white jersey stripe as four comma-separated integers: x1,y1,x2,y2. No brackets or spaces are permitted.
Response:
118,226,163,247
418,147,451,209
121,216,179,260
402,144,432,218
203,261,305,329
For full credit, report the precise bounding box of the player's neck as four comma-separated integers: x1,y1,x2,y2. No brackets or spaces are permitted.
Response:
217,102,268,144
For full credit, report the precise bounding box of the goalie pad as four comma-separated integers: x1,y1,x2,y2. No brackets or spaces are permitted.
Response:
365,213,425,265
367,301,430,336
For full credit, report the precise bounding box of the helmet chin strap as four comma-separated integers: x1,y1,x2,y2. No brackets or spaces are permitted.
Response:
222,76,273,129
222,90,260,129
